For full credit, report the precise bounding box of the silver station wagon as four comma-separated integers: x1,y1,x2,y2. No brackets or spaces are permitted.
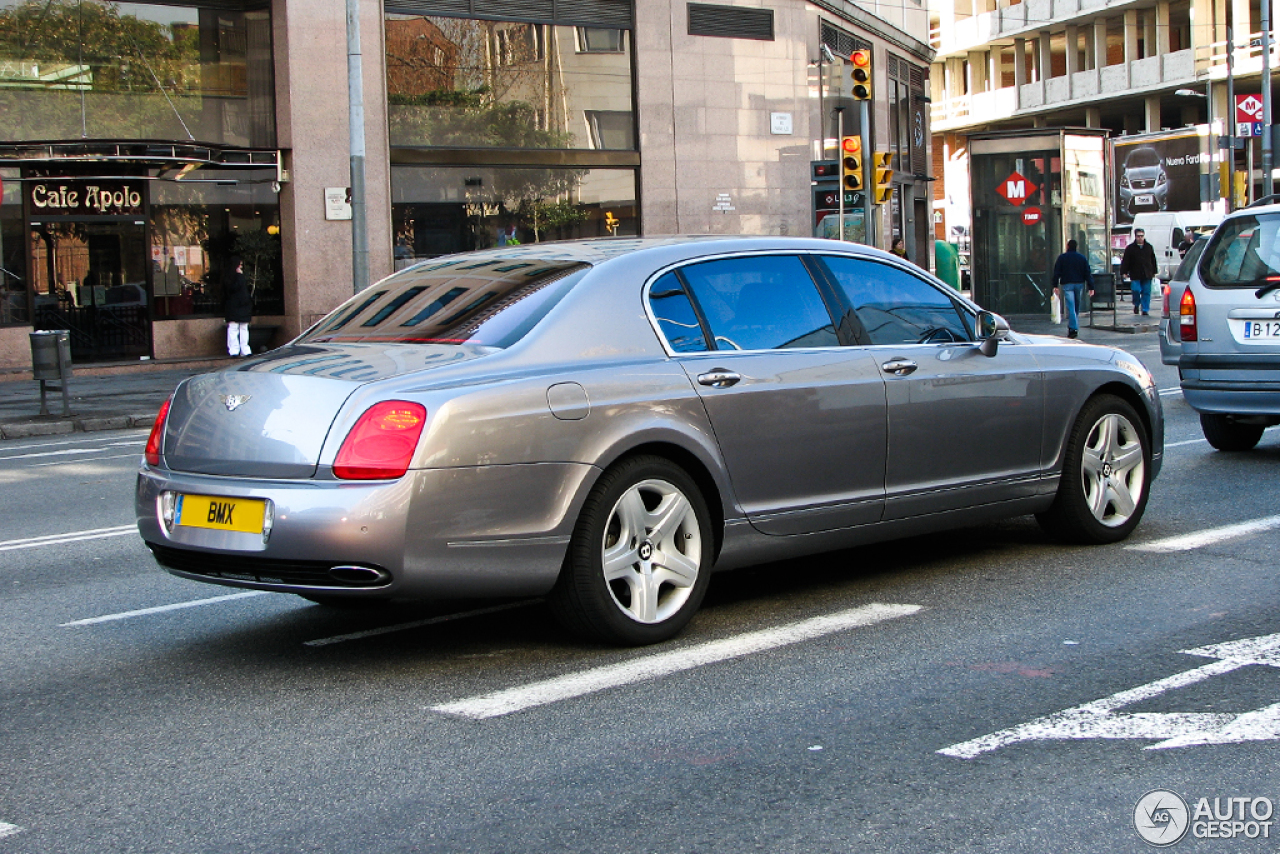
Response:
137,236,1164,644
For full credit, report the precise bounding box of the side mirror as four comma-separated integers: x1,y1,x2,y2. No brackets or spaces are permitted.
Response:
976,310,1010,357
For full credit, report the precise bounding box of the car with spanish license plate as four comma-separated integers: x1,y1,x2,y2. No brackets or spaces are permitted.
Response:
1172,204,1280,450
137,236,1164,645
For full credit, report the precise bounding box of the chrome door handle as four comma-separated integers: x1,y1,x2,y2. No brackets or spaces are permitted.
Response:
697,369,742,388
881,358,918,376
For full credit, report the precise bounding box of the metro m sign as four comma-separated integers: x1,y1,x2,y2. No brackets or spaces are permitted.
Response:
1237,94,1264,124
997,171,1038,207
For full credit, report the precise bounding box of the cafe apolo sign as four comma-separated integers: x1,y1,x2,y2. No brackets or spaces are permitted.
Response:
29,180,145,216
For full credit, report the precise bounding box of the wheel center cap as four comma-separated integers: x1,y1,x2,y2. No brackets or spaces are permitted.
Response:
638,540,654,561
1102,462,1114,477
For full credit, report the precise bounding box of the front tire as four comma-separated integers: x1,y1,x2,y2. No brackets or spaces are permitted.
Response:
1200,414,1264,452
1037,394,1151,544
550,455,712,645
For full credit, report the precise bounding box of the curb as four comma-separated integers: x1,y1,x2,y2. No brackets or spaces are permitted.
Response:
0,412,157,440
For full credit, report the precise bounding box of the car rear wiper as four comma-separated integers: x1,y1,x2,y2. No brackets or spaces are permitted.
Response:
1255,277,1280,299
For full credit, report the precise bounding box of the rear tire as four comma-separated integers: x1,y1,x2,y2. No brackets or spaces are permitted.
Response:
1037,394,1151,544
1200,413,1264,452
549,455,712,646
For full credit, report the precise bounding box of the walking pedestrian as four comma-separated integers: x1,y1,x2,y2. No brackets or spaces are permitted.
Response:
1051,239,1094,339
223,256,253,357
1119,228,1158,316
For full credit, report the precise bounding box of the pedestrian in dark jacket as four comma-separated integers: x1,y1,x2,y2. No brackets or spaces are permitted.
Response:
223,256,253,357
1052,239,1094,338
1119,228,1158,316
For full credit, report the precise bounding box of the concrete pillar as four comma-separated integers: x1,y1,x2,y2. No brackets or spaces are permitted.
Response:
1083,24,1096,69
1085,106,1102,126
1146,95,1162,130
988,47,999,90
1093,19,1109,68
1144,9,1158,57
1232,0,1251,59
1156,1,1172,54
1039,31,1054,79
1014,37,1027,87
1125,9,1140,64
1066,25,1080,74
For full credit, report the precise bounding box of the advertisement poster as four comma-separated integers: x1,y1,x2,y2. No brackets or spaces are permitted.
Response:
1113,130,1208,224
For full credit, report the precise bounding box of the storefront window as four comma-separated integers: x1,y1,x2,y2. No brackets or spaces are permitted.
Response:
391,165,636,262
0,168,25,325
149,170,281,318
0,0,275,146
384,16,634,150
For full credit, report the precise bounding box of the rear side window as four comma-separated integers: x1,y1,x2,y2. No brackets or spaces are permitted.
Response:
1171,238,1207,282
1200,214,1280,289
820,256,971,345
648,272,710,353
677,255,838,351
300,259,589,346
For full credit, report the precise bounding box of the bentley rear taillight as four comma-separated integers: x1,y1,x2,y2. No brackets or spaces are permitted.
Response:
333,401,428,480
145,398,172,467
1179,288,1197,342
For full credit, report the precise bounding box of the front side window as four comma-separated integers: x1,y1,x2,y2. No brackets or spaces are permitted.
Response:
821,256,970,345
678,256,838,351
1201,214,1280,289
300,258,588,347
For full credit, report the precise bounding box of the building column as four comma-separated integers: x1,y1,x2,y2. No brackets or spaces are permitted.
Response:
1014,37,1027,87
1093,19,1109,69
1083,24,1096,69
1065,24,1080,75
1085,106,1101,126
1143,9,1158,57
1038,31,1053,79
969,50,987,91
1124,9,1140,64
1232,0,1251,60
1146,94,1162,131
1156,1,1172,54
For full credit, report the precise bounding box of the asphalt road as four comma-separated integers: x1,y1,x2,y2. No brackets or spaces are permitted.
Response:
2,333,1279,853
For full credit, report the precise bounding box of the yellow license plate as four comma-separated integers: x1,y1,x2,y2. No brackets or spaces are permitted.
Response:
176,494,266,533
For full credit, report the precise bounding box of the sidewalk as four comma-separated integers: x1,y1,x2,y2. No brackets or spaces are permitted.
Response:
0,361,224,440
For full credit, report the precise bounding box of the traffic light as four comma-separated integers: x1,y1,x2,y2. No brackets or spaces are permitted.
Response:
872,151,894,204
850,49,872,100
841,136,864,192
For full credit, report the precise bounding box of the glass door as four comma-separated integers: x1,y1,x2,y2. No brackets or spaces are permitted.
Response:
30,221,151,361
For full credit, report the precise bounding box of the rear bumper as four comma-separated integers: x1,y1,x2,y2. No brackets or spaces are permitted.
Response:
136,461,597,600
1180,384,1280,417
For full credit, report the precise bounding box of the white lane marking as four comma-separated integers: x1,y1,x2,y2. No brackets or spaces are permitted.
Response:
432,603,924,720
304,600,541,647
1158,387,1182,397
29,453,142,468
0,430,147,455
0,822,21,839
61,591,270,626
940,631,1280,758
0,447,104,461
1126,513,1280,553
1164,438,1206,448
0,525,135,552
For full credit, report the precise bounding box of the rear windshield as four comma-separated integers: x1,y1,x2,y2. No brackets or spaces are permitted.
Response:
1200,213,1280,289
300,258,589,346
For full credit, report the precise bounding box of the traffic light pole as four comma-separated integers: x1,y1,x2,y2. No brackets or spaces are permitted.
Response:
860,99,874,247
836,107,846,242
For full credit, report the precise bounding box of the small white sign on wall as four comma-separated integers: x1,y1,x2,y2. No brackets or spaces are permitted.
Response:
770,112,793,135
325,187,352,221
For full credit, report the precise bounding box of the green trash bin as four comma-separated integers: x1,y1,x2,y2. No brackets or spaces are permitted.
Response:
934,240,960,290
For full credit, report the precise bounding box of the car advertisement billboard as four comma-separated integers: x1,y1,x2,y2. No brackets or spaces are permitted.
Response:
1113,130,1209,224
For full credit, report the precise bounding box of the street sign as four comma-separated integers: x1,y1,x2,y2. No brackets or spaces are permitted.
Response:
814,189,863,211
1239,122,1264,137
1022,206,1042,225
1237,93,1264,124
996,171,1038,207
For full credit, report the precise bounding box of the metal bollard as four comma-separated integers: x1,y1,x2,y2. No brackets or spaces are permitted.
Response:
29,330,72,416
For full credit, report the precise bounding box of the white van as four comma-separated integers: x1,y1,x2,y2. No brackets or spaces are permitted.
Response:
1129,211,1224,281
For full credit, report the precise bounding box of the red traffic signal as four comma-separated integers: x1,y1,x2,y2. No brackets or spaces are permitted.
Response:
850,49,872,100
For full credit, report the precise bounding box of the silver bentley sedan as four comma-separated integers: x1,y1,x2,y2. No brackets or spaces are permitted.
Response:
137,236,1164,645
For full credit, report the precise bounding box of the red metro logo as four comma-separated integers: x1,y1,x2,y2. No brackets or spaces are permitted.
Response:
997,171,1039,207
